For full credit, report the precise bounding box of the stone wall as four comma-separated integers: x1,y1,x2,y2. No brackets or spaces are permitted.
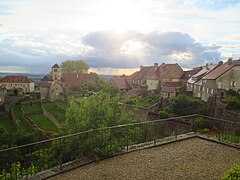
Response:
42,104,60,128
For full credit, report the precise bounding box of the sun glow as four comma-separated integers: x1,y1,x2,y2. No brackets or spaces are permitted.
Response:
120,40,145,54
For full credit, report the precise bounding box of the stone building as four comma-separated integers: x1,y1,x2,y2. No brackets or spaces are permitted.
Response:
0,75,35,93
201,58,240,101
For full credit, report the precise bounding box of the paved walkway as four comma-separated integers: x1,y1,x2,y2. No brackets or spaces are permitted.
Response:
48,138,240,180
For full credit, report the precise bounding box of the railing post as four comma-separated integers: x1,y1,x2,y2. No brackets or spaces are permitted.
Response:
175,122,178,139
59,138,63,171
127,125,129,152
154,121,156,146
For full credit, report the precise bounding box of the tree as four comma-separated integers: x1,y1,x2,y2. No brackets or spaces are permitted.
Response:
61,60,89,75
60,92,140,158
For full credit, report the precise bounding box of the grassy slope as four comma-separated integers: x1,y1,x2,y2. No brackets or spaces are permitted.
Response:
23,105,42,114
30,114,59,133
43,102,66,123
11,102,33,133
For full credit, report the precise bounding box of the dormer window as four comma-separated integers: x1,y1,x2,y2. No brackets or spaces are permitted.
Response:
231,81,236,87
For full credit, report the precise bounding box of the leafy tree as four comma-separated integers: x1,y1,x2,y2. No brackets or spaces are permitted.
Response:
60,92,140,158
61,60,89,75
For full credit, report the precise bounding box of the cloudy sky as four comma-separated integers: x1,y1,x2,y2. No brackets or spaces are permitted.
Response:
0,0,239,75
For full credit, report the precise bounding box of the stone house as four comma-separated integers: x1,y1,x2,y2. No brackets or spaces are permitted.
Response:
63,73,97,90
146,63,183,92
128,63,184,92
0,75,35,93
109,76,132,92
40,64,64,101
160,81,182,98
186,63,219,94
49,81,64,101
0,86,7,105
201,58,240,101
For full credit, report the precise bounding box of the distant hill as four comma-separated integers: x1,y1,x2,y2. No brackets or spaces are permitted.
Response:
0,72,113,82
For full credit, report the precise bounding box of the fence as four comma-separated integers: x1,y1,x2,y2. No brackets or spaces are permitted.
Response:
0,114,239,179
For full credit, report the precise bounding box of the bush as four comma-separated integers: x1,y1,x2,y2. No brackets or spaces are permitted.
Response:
222,164,240,180
159,110,169,119
194,117,212,130
225,96,240,110
169,95,206,116
235,128,240,136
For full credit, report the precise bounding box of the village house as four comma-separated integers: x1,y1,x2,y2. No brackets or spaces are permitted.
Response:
0,86,7,105
160,81,182,98
201,58,240,101
40,64,97,101
63,73,97,90
0,75,35,93
128,63,184,93
186,63,219,97
40,64,64,101
109,76,132,92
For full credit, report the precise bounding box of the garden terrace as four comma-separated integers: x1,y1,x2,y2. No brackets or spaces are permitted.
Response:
0,115,240,179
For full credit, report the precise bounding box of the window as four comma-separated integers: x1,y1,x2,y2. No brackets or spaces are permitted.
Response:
54,69,57,72
56,88,58,91
231,81,236,87
218,82,222,89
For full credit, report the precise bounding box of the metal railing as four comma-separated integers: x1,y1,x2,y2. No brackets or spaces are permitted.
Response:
0,114,239,179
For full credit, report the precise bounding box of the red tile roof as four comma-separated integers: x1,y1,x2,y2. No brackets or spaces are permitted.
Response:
203,60,240,80
110,77,132,90
163,81,182,88
0,76,33,83
161,86,176,93
181,68,202,80
64,73,97,87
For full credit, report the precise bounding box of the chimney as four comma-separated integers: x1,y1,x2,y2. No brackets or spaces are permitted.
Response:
140,65,143,70
206,63,209,69
154,62,158,67
218,61,223,65
76,74,79,78
228,57,233,65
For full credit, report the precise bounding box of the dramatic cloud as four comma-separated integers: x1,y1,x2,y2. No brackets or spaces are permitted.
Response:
0,31,222,73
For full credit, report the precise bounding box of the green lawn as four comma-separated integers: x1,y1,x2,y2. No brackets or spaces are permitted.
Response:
30,114,59,133
124,96,160,107
23,105,43,114
0,120,16,134
43,102,67,123
11,102,34,133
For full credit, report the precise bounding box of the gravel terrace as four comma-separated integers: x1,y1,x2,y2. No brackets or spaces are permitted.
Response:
48,138,240,180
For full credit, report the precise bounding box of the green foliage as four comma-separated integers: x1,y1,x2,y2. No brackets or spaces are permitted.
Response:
0,162,36,180
225,96,240,110
159,110,169,119
235,128,240,136
169,95,206,115
61,60,89,75
218,134,240,144
194,117,212,131
0,120,15,134
125,95,160,107
61,92,140,158
222,164,240,180
96,78,120,97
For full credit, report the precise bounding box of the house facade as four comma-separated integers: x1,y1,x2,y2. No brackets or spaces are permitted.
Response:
201,59,240,101
109,76,132,92
0,86,7,105
0,76,34,93
128,63,183,92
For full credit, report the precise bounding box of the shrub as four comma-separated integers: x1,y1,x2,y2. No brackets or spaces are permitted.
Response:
194,117,212,130
225,96,240,110
222,164,240,180
235,128,240,136
169,95,206,116
159,110,169,119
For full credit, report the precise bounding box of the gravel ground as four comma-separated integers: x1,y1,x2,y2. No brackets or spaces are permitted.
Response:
48,138,240,180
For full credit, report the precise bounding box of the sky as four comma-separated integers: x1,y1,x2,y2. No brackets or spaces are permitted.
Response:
0,0,239,75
